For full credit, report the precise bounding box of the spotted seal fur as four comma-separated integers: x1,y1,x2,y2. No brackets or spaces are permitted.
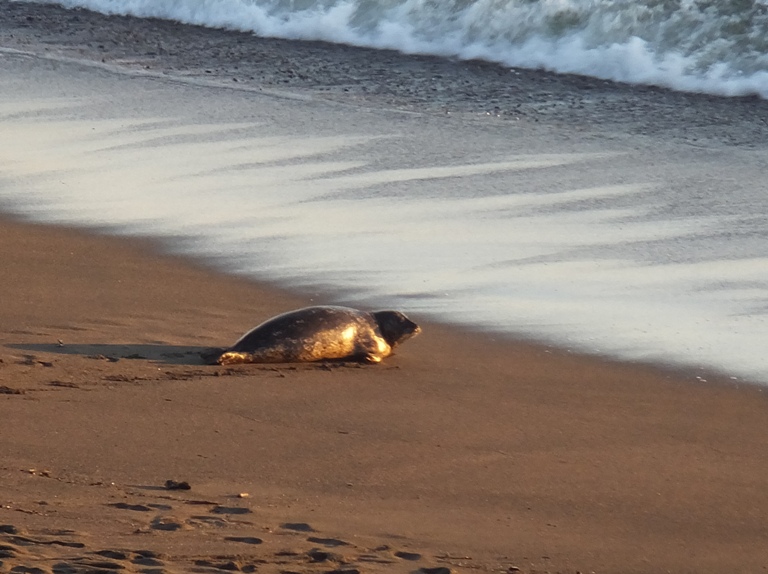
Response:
205,306,420,365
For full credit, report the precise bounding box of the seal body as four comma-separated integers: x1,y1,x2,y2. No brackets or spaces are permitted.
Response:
212,306,420,365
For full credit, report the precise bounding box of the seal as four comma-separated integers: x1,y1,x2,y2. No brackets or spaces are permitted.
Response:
205,305,421,365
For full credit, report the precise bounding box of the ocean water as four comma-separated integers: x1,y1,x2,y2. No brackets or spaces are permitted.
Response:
35,0,768,99
1,51,767,384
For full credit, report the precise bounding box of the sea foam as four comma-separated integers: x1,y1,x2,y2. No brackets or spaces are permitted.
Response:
39,0,768,98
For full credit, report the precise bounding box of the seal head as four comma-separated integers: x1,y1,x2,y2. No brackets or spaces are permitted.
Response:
207,306,420,365
372,310,421,347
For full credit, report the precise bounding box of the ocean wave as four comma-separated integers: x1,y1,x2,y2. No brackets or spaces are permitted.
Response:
41,0,768,98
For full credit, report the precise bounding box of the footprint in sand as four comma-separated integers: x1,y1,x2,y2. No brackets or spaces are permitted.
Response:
57,557,128,571
3,508,461,574
193,557,258,572
394,550,422,561
279,522,316,532
5,518,437,574
108,500,186,533
188,515,231,529
0,524,100,574
306,536,350,548
270,525,436,572
211,506,252,515
0,541,28,562
92,549,129,560
108,502,153,512
129,550,166,568
355,552,396,565
93,549,166,566
0,524,176,574
7,535,85,550
307,548,345,563
48,549,168,573
223,536,263,545
150,516,187,532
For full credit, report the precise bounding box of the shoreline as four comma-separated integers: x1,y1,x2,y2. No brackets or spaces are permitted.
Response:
1,209,754,390
0,211,750,392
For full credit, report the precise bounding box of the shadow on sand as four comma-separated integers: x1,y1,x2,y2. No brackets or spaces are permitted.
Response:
8,343,213,366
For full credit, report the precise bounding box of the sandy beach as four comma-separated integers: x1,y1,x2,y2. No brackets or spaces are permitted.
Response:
2,3,768,574
3,215,768,574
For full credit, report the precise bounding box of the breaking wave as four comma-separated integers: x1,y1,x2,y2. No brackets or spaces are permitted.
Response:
39,0,768,98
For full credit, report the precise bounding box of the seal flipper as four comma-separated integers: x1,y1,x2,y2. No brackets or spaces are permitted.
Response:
217,351,256,365
354,332,391,364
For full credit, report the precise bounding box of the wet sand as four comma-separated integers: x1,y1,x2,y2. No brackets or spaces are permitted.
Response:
2,3,768,573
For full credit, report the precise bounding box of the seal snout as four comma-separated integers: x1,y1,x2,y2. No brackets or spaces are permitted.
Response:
404,322,421,342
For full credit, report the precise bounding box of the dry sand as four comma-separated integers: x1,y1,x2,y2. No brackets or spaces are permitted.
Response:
2,3,768,574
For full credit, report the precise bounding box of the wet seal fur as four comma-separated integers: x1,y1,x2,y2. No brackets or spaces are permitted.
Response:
204,306,421,365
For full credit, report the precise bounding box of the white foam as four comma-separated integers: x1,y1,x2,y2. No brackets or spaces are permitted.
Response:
39,0,768,98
